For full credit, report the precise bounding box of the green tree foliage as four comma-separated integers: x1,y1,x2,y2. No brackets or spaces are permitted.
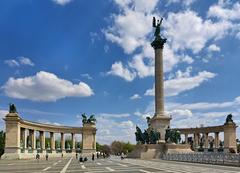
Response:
0,131,5,157
96,142,102,151
110,141,136,155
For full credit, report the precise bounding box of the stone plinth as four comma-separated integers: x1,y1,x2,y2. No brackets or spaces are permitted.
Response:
223,122,237,152
127,143,192,159
150,115,171,141
82,123,96,155
2,113,21,159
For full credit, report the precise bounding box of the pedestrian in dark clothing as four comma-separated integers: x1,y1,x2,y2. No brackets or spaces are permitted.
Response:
92,153,95,161
76,153,78,159
46,153,49,161
61,153,63,158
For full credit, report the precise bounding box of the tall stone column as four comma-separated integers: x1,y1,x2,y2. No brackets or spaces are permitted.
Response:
40,131,45,152
150,32,171,141
72,133,75,151
61,133,65,153
50,132,55,153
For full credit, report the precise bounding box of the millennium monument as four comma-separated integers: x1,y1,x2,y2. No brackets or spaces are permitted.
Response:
150,17,171,141
130,17,238,159
2,104,97,159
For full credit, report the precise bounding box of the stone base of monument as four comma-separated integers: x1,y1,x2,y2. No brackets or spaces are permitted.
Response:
127,143,192,159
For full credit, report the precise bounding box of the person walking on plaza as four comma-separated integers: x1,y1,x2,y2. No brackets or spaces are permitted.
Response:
46,153,49,161
61,153,63,158
36,153,40,162
92,153,95,161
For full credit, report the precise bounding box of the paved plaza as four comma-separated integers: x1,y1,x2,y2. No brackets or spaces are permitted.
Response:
0,156,240,173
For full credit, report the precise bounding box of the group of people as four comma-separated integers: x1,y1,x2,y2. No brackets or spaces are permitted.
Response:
76,152,109,163
36,153,48,161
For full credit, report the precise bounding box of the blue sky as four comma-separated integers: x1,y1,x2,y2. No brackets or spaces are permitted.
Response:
0,0,240,144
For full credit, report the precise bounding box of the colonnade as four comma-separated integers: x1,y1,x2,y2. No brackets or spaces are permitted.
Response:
3,113,97,159
20,128,84,153
175,121,237,152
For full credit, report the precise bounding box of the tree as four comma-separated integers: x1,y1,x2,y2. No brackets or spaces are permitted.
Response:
0,131,5,157
96,142,102,151
101,145,111,155
111,141,123,155
122,142,135,154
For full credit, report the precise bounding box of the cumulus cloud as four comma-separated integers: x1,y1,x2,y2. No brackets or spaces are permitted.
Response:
208,1,240,21
165,10,232,53
52,0,73,6
145,70,216,97
130,94,141,100
2,71,94,101
207,44,221,52
107,61,136,81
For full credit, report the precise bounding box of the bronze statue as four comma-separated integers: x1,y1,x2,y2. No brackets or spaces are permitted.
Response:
9,103,17,113
82,113,96,124
152,17,163,38
146,116,151,127
225,114,233,123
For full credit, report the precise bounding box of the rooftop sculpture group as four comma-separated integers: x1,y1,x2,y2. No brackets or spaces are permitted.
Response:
82,113,96,124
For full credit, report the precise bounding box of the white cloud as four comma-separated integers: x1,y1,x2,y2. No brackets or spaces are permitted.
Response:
130,94,141,100
208,1,240,21
18,57,34,66
4,59,19,67
167,109,193,118
165,10,232,53
4,57,34,67
2,71,94,101
145,70,216,97
52,0,73,6
207,44,221,52
107,61,136,81
167,96,240,111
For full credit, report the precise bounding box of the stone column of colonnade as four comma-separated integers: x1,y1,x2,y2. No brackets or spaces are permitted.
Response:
184,134,188,144
40,131,46,153
214,132,219,152
50,132,55,153
61,133,65,153
72,133,75,151
204,133,209,151
29,129,36,153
